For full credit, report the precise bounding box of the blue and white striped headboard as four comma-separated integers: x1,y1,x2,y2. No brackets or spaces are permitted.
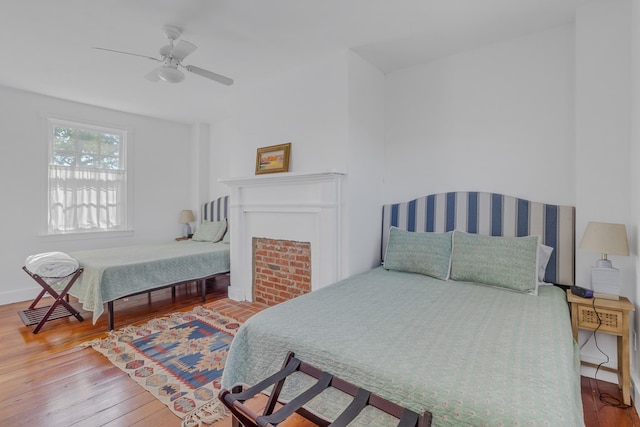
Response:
382,192,575,286
201,195,229,222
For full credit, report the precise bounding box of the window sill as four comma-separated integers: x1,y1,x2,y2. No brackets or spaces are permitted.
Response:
38,229,134,242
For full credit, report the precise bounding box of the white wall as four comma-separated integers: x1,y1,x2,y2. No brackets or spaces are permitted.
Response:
574,0,634,384
346,51,386,274
384,25,575,205
191,123,211,216
0,85,193,304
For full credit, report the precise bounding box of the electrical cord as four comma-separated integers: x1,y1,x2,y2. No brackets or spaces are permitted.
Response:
590,297,632,409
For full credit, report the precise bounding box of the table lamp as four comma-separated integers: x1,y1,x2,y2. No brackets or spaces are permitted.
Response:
179,210,195,237
579,221,629,299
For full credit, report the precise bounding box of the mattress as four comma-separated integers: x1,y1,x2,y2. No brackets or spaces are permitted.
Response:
222,267,584,426
66,240,230,323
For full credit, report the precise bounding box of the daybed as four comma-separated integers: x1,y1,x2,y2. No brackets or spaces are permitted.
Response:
221,192,584,426
66,195,230,329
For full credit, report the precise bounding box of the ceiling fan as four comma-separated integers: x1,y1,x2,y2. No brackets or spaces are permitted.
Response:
93,25,233,85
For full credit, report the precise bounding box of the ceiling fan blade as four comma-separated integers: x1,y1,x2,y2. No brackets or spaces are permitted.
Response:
184,65,234,85
93,47,160,62
144,67,161,82
170,40,197,61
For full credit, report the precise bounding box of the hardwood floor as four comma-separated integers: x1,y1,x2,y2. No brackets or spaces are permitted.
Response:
0,279,638,426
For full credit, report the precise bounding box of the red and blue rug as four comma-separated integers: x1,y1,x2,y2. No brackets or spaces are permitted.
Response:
84,306,241,426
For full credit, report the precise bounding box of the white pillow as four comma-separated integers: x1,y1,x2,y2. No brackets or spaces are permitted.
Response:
192,219,227,243
538,244,554,284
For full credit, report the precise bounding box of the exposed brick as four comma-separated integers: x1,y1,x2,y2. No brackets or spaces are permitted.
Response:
254,237,311,305
275,259,290,267
288,261,304,269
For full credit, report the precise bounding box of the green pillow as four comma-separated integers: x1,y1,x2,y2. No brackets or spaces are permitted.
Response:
450,231,539,294
191,219,227,243
383,227,452,280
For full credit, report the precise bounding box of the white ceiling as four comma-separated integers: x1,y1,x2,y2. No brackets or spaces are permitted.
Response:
1,0,591,124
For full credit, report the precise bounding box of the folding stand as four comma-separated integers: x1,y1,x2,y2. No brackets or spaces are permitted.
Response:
219,352,432,427
18,266,84,334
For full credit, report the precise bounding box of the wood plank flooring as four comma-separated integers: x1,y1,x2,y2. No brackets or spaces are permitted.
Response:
0,278,637,426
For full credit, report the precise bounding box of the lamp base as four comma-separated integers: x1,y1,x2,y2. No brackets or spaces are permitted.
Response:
182,223,192,238
591,266,620,299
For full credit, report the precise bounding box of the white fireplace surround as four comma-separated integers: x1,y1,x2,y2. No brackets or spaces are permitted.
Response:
221,171,345,301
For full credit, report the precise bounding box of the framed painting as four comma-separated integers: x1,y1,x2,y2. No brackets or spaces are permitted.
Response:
255,143,291,175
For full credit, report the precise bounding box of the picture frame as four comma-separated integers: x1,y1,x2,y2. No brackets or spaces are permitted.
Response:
255,142,291,175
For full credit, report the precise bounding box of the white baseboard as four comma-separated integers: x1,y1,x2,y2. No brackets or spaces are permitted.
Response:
0,286,41,306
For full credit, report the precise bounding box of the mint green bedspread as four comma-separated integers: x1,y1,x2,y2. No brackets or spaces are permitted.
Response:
222,267,584,426
67,241,230,323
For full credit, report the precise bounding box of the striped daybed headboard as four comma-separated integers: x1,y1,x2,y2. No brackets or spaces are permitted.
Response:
382,192,575,286
201,195,229,222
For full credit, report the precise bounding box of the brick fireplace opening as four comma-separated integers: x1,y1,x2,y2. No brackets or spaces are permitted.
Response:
253,237,312,306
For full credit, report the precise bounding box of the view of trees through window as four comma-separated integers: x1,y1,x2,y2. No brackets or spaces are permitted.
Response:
52,126,122,170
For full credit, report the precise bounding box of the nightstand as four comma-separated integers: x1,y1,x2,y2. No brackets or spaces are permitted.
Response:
566,290,635,405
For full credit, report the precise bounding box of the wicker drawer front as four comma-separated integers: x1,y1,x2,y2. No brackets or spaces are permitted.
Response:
577,305,622,334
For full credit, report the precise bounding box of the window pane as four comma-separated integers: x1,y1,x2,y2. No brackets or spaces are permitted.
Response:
79,154,97,167
53,154,75,166
101,140,120,156
101,156,120,169
78,129,97,144
53,126,75,142
53,138,75,152
79,140,100,154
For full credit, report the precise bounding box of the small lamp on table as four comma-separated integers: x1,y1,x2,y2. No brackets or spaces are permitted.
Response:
179,210,195,237
579,221,629,299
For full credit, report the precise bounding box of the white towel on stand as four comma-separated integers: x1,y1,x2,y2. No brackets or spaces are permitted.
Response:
25,252,79,282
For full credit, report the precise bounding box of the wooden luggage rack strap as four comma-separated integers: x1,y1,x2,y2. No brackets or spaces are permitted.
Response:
19,266,84,334
219,352,432,427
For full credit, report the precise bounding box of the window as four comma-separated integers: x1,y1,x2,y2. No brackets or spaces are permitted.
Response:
47,119,128,234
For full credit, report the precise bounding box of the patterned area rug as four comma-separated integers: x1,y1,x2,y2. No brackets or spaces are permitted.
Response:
84,306,241,427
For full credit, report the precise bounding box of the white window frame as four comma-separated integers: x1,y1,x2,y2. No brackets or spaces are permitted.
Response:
45,118,132,237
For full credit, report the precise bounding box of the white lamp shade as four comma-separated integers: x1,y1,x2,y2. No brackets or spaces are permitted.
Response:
579,221,629,257
179,210,195,224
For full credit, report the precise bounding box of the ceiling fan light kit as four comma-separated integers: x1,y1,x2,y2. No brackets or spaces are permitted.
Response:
93,25,233,86
157,66,184,83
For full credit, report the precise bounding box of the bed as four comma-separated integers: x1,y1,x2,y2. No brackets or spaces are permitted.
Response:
65,195,231,329
221,191,584,426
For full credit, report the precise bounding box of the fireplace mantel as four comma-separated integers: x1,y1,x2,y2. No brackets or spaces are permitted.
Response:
221,170,344,187
221,171,346,301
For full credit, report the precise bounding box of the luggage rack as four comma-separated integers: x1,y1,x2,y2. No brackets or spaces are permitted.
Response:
219,352,432,427
18,266,84,333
